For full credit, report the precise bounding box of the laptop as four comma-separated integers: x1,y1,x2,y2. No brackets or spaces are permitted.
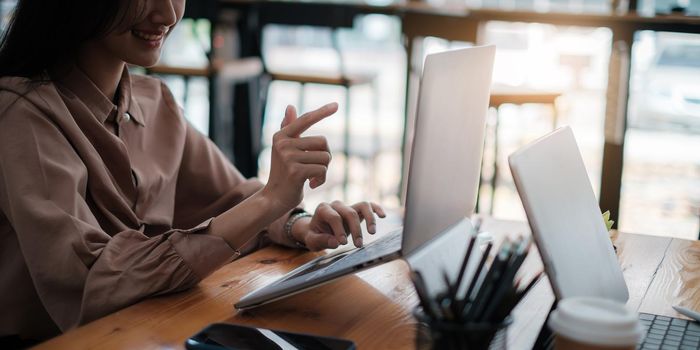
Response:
509,126,700,349
235,45,496,309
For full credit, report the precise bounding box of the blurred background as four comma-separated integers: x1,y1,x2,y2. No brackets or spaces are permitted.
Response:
1,0,698,240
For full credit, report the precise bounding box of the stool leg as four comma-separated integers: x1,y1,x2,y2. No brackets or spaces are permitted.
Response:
207,73,217,139
298,83,305,112
182,76,190,113
343,85,351,201
371,81,380,201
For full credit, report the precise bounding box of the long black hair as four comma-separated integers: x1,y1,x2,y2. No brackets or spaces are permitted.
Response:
0,0,138,78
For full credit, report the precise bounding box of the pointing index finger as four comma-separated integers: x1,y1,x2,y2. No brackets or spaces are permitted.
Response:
282,102,338,137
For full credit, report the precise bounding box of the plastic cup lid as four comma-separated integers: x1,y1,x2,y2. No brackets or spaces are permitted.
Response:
548,297,643,346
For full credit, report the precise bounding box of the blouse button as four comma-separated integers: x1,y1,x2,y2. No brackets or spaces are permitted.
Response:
118,112,131,123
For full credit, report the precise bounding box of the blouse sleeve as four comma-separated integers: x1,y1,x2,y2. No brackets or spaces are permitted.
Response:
0,98,235,330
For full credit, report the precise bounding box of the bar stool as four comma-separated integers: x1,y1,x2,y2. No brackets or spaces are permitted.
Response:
146,58,263,118
478,89,562,214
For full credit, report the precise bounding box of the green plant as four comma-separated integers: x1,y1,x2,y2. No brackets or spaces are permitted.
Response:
602,210,615,232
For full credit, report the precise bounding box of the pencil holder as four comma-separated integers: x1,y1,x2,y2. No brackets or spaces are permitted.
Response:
414,308,512,350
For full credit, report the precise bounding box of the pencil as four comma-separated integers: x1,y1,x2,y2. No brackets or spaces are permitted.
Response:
481,238,530,321
466,241,512,321
513,271,544,305
454,235,477,296
462,241,493,303
410,271,440,320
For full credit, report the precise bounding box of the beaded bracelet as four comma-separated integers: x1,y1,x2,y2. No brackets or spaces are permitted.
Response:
284,211,312,249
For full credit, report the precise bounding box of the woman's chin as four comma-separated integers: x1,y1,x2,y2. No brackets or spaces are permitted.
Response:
129,55,162,69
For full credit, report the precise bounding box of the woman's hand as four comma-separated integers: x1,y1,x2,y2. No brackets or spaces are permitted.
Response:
291,201,387,251
262,103,337,211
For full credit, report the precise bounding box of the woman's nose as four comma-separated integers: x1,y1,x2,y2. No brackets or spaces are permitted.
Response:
149,0,180,28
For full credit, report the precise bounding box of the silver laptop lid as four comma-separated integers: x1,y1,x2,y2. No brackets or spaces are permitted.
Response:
508,126,629,302
402,45,495,255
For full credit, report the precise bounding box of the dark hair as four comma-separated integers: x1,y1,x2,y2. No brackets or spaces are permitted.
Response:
0,0,138,78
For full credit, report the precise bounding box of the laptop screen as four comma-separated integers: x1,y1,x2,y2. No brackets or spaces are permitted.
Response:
509,126,628,302
401,46,495,255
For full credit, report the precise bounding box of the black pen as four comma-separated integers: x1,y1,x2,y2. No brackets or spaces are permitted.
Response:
454,235,477,296
457,241,493,316
481,238,530,322
442,270,457,303
440,295,456,321
466,241,512,321
410,271,440,320
442,270,462,319
461,241,493,305
491,288,519,323
513,271,544,305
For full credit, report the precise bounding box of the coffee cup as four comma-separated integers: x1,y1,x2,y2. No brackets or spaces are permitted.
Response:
548,297,642,350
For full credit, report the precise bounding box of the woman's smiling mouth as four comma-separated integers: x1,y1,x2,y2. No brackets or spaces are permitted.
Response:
131,29,165,42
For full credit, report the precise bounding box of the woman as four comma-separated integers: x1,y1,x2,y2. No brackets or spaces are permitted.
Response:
0,0,384,345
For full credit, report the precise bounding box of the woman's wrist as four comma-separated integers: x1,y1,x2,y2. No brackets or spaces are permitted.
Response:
285,212,312,249
259,184,303,216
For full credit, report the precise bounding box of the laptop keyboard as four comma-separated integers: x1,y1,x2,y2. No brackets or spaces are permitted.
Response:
537,313,700,350
638,313,700,349
291,228,403,282
335,228,403,267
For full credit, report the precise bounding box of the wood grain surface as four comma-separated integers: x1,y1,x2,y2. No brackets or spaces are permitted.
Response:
612,231,672,312
32,216,700,350
638,237,700,317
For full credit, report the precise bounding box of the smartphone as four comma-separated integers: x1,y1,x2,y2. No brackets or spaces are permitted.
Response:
185,323,356,350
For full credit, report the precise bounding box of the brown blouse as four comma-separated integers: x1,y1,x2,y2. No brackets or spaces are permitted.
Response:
0,66,289,340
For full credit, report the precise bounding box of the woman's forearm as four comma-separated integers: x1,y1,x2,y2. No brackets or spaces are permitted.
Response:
209,189,289,250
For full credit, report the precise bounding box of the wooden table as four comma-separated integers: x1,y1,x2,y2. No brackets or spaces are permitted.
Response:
33,216,700,349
